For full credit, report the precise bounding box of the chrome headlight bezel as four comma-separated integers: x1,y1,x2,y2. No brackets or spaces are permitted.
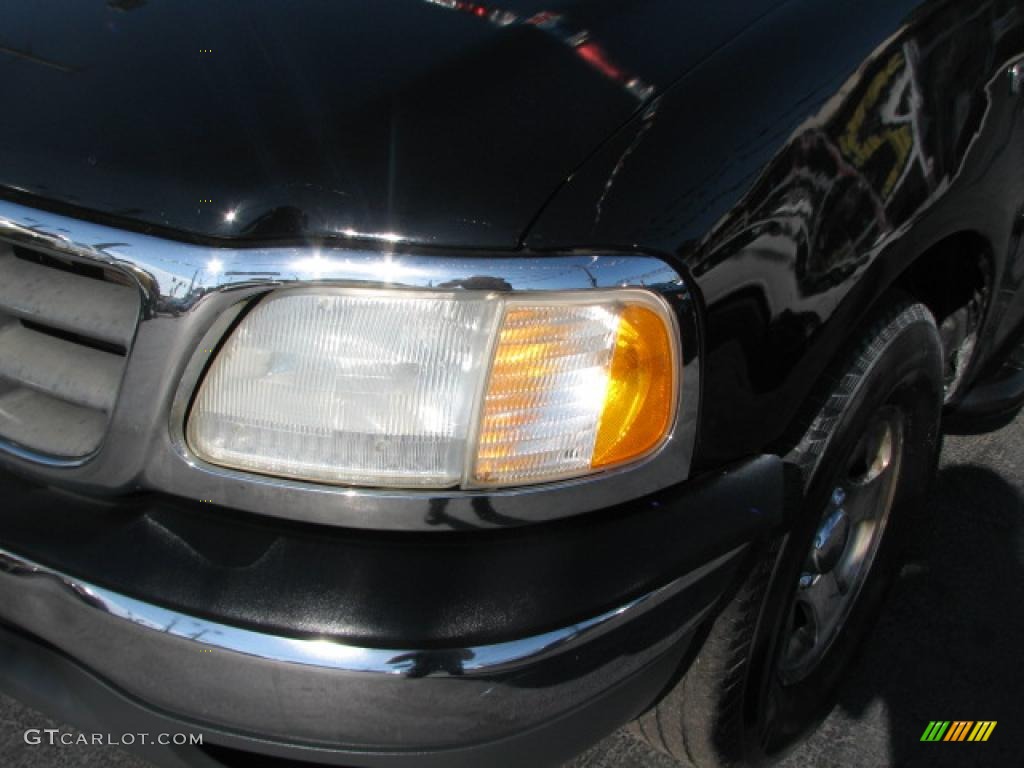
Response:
164,249,700,530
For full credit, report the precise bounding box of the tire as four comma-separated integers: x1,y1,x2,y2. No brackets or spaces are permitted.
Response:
632,297,944,767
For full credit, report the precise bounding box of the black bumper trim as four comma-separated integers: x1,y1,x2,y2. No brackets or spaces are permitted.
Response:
0,455,784,648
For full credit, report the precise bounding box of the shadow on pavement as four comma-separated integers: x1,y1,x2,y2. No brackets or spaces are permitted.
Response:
832,462,1024,768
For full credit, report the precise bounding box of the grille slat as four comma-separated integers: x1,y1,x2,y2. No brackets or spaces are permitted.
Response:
0,322,124,412
0,386,110,458
0,245,139,349
0,241,141,458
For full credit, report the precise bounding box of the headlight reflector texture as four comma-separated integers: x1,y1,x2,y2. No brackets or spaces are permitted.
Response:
188,289,677,489
472,297,677,485
188,291,499,487
472,304,621,485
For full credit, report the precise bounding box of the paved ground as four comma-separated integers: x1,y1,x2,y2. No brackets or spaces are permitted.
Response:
3,415,1023,768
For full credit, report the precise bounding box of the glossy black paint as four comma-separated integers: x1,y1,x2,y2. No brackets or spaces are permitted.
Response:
0,0,778,248
528,0,1024,465
2,0,1023,471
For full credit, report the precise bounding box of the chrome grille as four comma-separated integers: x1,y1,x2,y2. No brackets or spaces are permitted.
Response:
0,196,699,531
0,241,140,458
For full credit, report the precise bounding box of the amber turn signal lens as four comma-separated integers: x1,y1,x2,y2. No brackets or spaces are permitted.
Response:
592,304,676,468
472,294,677,487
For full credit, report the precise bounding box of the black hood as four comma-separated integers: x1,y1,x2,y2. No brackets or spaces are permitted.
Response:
0,0,777,247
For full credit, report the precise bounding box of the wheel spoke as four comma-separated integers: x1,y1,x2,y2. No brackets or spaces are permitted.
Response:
778,408,906,685
848,417,895,486
798,570,841,633
843,475,889,524
835,526,873,592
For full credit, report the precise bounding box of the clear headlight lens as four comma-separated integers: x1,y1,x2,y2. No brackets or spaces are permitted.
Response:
187,291,500,487
188,288,678,489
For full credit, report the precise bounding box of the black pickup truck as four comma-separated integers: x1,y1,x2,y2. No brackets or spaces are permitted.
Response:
1,1,1023,767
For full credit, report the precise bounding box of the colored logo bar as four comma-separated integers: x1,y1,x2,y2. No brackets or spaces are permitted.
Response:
920,721,997,742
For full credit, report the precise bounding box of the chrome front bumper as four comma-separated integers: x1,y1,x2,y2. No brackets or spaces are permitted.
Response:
0,544,745,764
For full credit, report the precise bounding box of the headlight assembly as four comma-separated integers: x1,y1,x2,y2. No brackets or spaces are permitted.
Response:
187,287,679,489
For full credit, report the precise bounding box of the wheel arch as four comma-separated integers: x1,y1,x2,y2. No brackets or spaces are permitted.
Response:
766,227,997,463
892,229,995,332
892,230,996,401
